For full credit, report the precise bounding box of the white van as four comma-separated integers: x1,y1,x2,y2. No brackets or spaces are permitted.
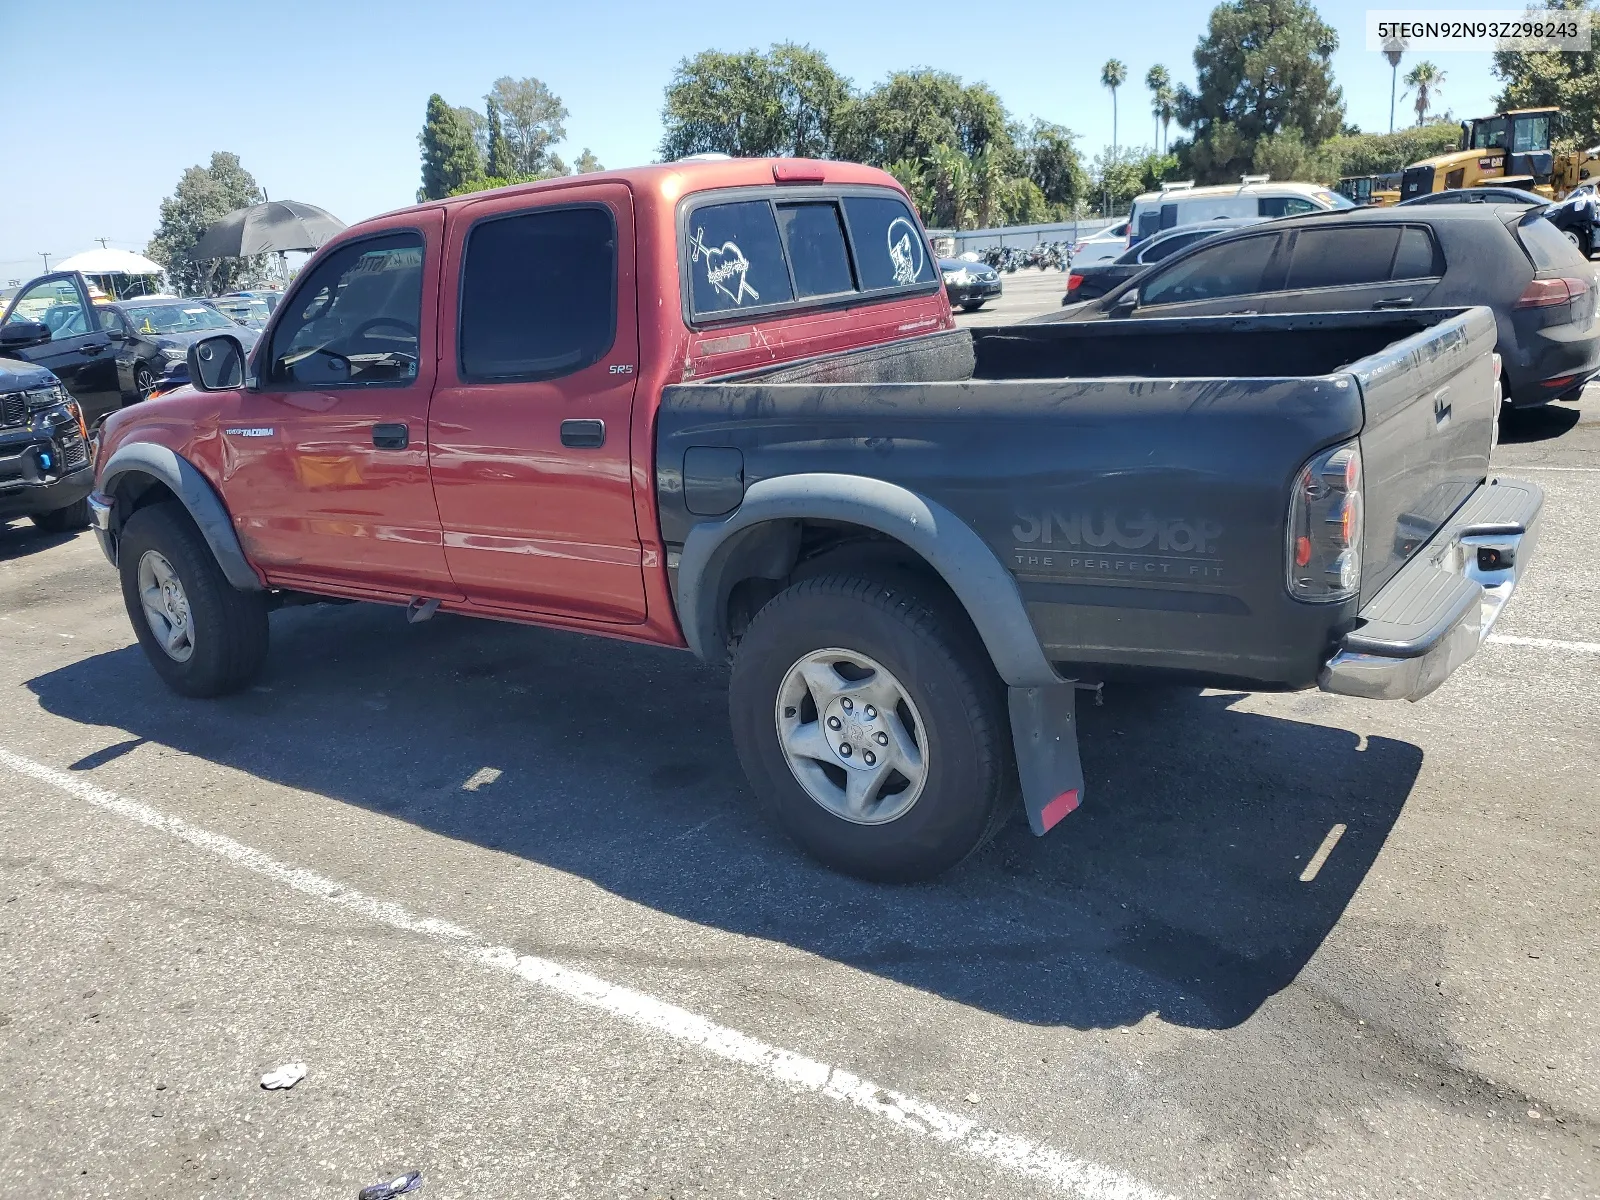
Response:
1127,177,1354,248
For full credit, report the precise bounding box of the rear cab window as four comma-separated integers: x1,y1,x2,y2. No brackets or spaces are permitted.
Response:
682,188,937,323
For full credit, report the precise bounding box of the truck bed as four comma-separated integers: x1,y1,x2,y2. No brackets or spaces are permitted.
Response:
656,308,1498,691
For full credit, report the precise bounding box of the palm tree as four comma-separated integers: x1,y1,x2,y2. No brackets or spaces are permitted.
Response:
1382,36,1407,133
1403,61,1445,127
1101,59,1128,215
1145,65,1171,154
1101,59,1128,157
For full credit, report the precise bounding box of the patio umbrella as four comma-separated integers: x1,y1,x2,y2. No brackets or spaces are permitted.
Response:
192,200,346,260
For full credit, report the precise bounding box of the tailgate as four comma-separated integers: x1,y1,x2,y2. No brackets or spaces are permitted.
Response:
1349,306,1498,604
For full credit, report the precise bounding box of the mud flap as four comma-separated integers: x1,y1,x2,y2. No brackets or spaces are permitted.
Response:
1008,684,1085,836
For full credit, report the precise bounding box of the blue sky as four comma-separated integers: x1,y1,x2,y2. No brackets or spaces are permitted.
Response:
0,0,1503,280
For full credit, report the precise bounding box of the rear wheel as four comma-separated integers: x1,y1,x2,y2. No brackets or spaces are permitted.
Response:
728,573,1010,882
31,497,92,533
118,502,268,697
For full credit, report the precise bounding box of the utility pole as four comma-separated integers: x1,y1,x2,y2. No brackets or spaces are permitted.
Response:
38,252,51,271
96,238,111,249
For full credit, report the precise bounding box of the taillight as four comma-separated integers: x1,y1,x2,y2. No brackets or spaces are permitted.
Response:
1514,277,1585,308
1067,273,1083,293
1287,440,1363,602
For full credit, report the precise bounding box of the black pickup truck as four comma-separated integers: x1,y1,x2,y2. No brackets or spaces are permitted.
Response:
656,308,1539,876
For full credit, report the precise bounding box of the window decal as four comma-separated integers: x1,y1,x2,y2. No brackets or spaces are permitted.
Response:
689,227,759,306
887,217,924,286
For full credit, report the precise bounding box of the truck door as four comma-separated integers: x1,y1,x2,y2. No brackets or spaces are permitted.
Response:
0,273,120,423
218,210,457,597
430,182,645,623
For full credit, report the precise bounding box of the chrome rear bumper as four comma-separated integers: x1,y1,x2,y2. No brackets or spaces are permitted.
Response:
1319,477,1542,702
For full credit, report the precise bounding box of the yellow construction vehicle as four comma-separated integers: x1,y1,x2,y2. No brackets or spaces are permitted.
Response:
1398,108,1599,202
1335,172,1401,206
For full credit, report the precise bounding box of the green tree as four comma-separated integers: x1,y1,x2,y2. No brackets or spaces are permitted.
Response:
488,76,569,174
1493,0,1599,149
146,152,269,295
924,143,975,229
418,93,484,201
1175,0,1345,183
1144,64,1173,153
1316,120,1459,181
835,70,1015,168
574,149,604,173
1403,61,1445,126
659,43,852,160
1101,59,1128,158
1090,147,1147,215
1018,120,1087,209
485,97,513,179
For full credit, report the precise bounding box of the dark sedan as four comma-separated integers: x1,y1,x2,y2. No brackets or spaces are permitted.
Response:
96,299,261,402
1043,205,1600,407
1064,217,1265,304
939,258,1002,311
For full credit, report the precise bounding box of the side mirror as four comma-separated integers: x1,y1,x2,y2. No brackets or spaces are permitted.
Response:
1111,291,1139,317
187,334,246,391
0,320,52,351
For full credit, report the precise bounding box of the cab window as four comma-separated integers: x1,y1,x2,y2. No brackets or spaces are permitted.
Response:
1139,233,1282,306
841,195,937,290
267,232,423,387
777,202,855,298
687,201,794,316
1512,115,1551,153
459,206,616,382
1471,117,1508,149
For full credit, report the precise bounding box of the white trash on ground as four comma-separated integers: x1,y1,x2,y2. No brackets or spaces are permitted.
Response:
259,1062,308,1090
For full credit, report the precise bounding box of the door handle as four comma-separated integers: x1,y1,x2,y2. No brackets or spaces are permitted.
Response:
560,418,605,448
372,422,409,450
1373,296,1416,309
81,342,107,354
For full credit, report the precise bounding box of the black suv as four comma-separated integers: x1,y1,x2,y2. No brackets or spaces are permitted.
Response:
0,353,94,532
1046,205,1600,406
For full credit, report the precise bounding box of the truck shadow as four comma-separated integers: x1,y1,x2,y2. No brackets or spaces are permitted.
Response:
0,520,82,563
26,602,1421,1032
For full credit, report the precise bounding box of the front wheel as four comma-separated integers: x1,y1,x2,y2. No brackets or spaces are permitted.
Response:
728,574,1010,882
133,363,157,401
961,300,986,312
118,502,269,697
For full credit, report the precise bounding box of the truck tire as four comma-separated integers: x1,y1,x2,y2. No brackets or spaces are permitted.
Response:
728,573,1009,882
118,501,268,698
31,497,92,533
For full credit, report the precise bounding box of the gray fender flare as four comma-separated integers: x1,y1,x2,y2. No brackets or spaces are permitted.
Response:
98,442,263,592
676,472,1061,688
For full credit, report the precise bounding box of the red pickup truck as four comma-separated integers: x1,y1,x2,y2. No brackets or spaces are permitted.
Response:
89,157,1542,881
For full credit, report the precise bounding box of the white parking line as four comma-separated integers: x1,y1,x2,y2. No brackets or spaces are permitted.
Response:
1487,634,1600,655
0,745,1169,1200
1299,824,1346,883
1502,465,1600,473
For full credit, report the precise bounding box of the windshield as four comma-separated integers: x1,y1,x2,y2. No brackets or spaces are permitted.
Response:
1471,117,1508,150
121,303,236,335
1512,114,1552,153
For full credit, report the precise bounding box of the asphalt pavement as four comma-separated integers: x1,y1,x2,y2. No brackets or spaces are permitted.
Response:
2,286,1597,1199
